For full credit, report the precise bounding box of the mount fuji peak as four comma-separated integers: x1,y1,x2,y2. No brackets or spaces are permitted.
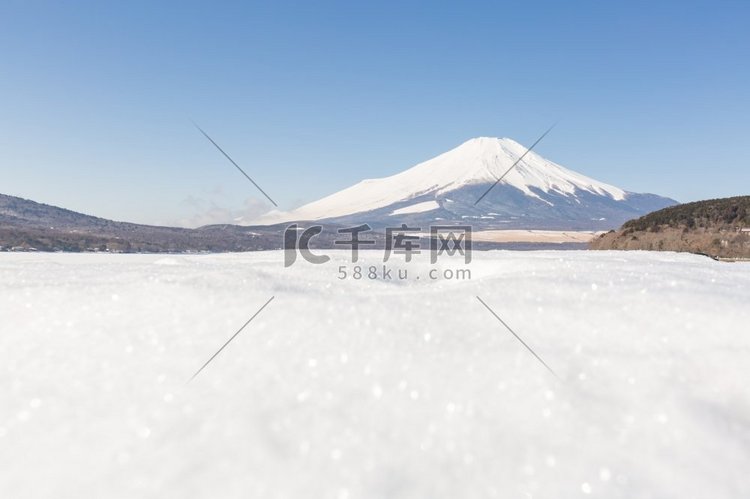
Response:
255,137,677,230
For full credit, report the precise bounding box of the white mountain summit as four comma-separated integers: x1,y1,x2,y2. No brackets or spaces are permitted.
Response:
254,137,675,230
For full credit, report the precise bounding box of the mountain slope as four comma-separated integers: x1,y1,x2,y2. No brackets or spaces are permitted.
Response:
0,194,280,252
591,196,750,258
256,137,677,230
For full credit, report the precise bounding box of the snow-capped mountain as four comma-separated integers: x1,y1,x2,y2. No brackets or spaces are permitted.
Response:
255,137,677,230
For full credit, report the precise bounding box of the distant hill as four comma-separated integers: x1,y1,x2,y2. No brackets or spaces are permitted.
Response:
590,196,750,259
0,193,284,252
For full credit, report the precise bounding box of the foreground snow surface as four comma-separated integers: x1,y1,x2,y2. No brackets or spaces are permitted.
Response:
1,251,749,499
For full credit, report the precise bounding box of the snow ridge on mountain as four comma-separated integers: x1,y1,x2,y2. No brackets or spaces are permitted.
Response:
255,137,675,230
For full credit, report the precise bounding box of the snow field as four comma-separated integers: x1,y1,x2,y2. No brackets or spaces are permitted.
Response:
1,251,749,498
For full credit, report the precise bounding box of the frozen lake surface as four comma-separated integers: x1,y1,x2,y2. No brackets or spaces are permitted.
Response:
1,250,749,498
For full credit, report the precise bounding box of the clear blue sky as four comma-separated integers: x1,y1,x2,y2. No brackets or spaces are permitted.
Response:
1,0,748,226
